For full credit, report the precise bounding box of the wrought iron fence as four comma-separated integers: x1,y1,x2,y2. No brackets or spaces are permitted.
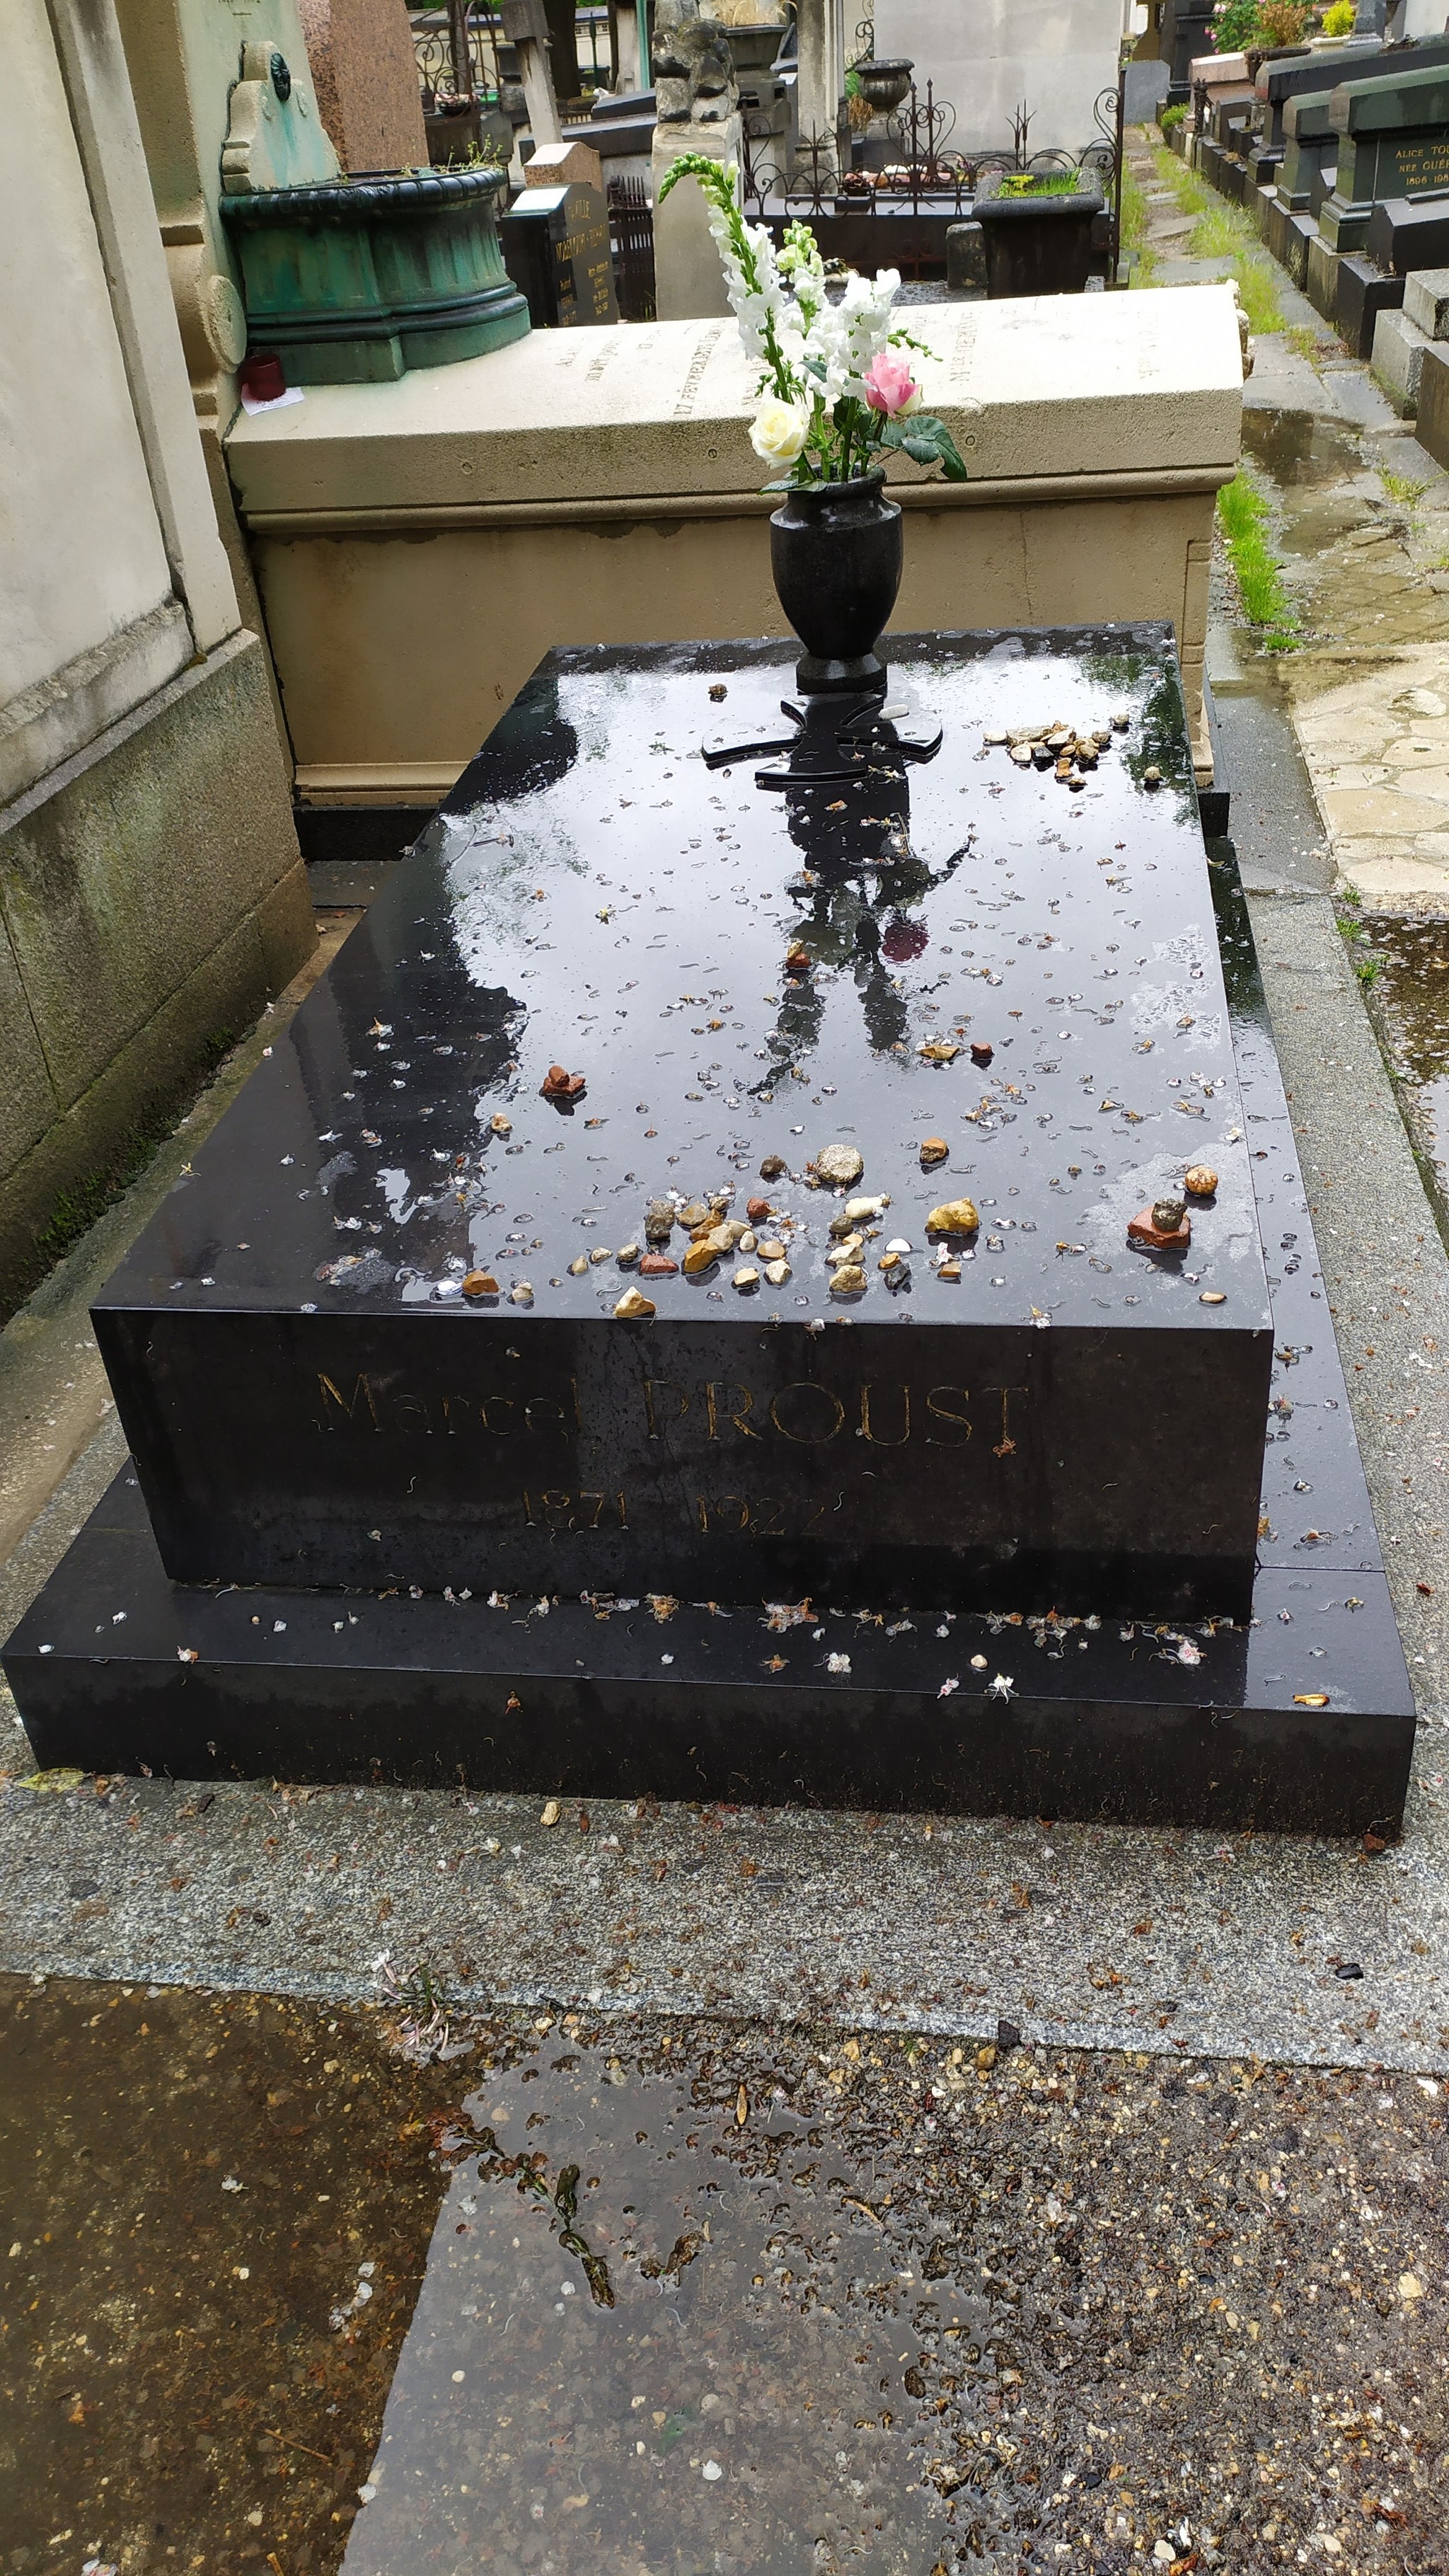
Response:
740,69,1128,280
608,174,655,320
410,4,610,111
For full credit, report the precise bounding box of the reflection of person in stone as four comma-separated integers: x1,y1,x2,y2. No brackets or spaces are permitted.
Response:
752,712,966,1085
653,0,739,121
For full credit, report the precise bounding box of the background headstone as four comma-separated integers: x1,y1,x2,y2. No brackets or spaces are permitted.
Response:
1322,59,1449,247
297,0,427,173
651,117,741,317
500,0,564,148
501,171,620,323
651,0,739,321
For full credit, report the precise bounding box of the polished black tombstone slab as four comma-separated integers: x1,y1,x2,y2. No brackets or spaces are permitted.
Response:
88,629,1274,1620
500,178,619,326
1,834,1414,1830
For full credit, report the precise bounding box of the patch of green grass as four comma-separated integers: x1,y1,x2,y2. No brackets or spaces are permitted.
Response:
1145,143,1286,333
1338,911,1384,983
1119,159,1158,284
1217,471,1300,647
1284,322,1322,362
1382,469,1428,505
996,171,1082,197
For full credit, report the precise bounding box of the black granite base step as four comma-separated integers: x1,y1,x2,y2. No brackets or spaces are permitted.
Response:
1,847,1416,1832
1,644,1415,1832
3,1464,1412,1833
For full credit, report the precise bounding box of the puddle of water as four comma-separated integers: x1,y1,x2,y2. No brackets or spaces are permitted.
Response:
0,1974,457,2576
1358,917,1449,1192
1240,412,1363,488
342,2039,1005,2576
0,1986,1015,2576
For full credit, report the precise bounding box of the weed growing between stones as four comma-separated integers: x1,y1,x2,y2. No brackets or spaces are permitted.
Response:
1217,472,1300,648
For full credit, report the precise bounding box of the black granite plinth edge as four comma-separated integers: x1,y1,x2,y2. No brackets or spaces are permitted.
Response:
91,626,1275,1615
1,1469,1414,1835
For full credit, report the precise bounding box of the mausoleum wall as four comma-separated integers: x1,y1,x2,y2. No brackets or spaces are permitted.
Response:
226,286,1244,803
0,0,313,1323
874,0,1123,159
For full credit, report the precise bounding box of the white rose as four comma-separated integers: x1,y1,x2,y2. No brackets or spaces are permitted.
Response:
749,398,811,468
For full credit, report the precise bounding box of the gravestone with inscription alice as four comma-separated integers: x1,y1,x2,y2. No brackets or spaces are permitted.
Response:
1320,59,1449,251
500,173,619,328
1,630,1414,1832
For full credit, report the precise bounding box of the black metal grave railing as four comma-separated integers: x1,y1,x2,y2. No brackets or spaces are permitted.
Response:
608,173,655,321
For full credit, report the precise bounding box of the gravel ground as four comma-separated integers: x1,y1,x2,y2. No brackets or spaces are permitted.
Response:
7,1977,1446,2576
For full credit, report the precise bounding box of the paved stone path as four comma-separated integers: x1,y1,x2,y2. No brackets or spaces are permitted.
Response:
1129,126,1449,915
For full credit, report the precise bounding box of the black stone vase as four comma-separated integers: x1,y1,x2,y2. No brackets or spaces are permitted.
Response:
770,467,904,694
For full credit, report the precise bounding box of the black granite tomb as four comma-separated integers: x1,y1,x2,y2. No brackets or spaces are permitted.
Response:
81,633,1273,1620
500,177,618,327
1366,185,1449,269
1335,251,1404,358
1,630,1415,1831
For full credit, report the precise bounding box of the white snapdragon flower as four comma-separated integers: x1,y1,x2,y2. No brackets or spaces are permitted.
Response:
830,266,903,400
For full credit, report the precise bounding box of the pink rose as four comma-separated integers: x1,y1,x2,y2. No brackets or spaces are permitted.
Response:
864,350,920,416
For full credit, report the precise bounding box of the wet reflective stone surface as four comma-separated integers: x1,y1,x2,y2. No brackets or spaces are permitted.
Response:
90,631,1272,1617
6,1981,1448,2574
2,643,1415,1830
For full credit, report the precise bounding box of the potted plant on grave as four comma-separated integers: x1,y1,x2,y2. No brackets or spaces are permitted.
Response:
971,166,1104,299
659,154,969,690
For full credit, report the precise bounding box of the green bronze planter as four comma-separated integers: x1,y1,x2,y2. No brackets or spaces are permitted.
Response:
221,163,531,384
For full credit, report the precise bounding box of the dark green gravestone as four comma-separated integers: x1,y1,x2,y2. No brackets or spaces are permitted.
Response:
1257,41,1382,149
500,179,619,328
1320,59,1449,251
1280,88,1340,209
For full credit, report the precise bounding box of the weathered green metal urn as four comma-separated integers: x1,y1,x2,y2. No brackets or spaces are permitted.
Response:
221,163,531,383
217,39,529,384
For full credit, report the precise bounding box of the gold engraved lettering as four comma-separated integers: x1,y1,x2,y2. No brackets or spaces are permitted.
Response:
393,1395,432,1434
644,1379,691,1439
316,1372,379,1430
694,1493,787,1534
768,1381,847,1444
524,1395,567,1434
985,1384,1029,1459
859,1384,911,1447
526,1488,628,1530
925,1386,972,1447
705,1382,763,1441
478,1394,518,1435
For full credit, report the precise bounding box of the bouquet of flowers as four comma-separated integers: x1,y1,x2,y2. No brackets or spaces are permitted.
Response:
658,153,969,488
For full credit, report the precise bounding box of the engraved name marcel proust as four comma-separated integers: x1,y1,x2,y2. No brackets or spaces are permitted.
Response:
310,1366,1029,1543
